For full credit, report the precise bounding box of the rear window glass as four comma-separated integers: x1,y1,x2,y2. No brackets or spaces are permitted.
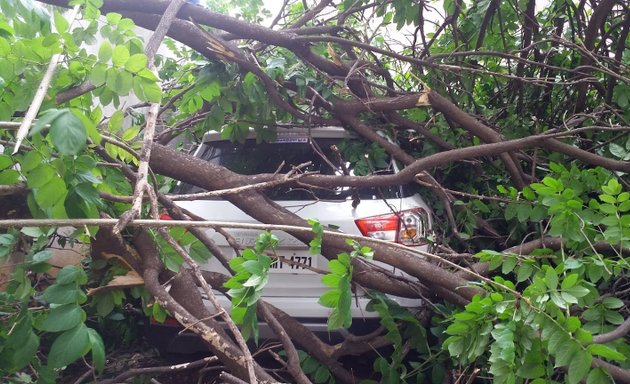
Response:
174,137,414,201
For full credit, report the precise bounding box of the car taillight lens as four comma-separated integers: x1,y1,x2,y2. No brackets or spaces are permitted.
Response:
354,208,428,246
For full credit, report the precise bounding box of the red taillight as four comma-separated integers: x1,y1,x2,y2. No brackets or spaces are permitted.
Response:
355,213,399,242
354,208,428,246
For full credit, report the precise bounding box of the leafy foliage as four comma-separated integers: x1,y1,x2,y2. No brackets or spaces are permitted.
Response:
0,0,629,382
319,239,373,330
224,231,276,342
447,169,630,383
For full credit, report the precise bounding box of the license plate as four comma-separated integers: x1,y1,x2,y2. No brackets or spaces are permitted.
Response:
269,255,316,273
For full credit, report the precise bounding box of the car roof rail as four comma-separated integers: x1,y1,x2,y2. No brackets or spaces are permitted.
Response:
202,126,355,143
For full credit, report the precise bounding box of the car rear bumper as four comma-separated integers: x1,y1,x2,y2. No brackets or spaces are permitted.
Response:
208,292,422,318
146,294,422,354
146,315,383,354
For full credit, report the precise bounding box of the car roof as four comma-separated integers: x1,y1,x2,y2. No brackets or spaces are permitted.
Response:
201,126,354,143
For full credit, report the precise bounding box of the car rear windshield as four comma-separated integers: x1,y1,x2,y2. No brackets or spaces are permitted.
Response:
174,137,414,201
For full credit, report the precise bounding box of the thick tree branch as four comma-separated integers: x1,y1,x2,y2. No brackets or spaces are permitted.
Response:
147,144,481,304
592,317,630,344
474,0,500,50
574,0,618,111
427,91,527,188
135,229,274,383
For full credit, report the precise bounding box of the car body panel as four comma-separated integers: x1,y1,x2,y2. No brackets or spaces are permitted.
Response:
174,127,432,320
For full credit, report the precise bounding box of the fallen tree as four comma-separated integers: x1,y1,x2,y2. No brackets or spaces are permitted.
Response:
0,0,629,383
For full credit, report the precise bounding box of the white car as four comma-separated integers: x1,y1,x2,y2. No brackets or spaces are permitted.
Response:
174,126,432,334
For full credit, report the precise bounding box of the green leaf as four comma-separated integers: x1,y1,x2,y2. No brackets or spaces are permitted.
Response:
53,10,69,33
321,273,340,287
501,256,517,274
199,81,221,102
555,342,579,367
33,250,52,263
561,273,579,290
87,328,105,374
318,289,340,308
602,297,624,309
602,179,621,196
205,104,225,128
0,310,39,373
98,41,112,62
49,110,87,155
41,283,87,305
446,336,464,356
0,38,9,56
74,155,97,171
118,18,135,31
587,344,626,362
516,203,531,222
124,53,148,73
31,108,64,136
328,307,349,329
243,273,264,287
547,327,566,355
89,63,107,87
565,316,581,332
328,259,347,275
106,12,122,24
516,262,533,282
302,356,319,375
542,176,563,191
567,350,591,384
137,68,159,81
152,302,167,323
41,304,85,332
47,323,90,368
56,265,88,285
108,110,124,133
8,331,39,372
564,258,583,269
95,293,115,317
0,169,19,184
34,177,67,208
111,44,129,67
575,328,592,343
545,267,558,290
106,69,133,95
586,368,613,384
133,77,161,102
314,365,331,384
598,194,616,204
26,165,55,188
21,227,47,237
20,151,43,172
564,285,590,298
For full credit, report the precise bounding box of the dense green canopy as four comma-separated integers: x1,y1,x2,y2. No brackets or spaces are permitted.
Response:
0,0,629,383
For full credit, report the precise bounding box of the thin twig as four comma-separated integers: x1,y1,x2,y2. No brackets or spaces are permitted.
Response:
98,356,218,384
219,372,249,384
258,302,312,384
167,172,312,201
